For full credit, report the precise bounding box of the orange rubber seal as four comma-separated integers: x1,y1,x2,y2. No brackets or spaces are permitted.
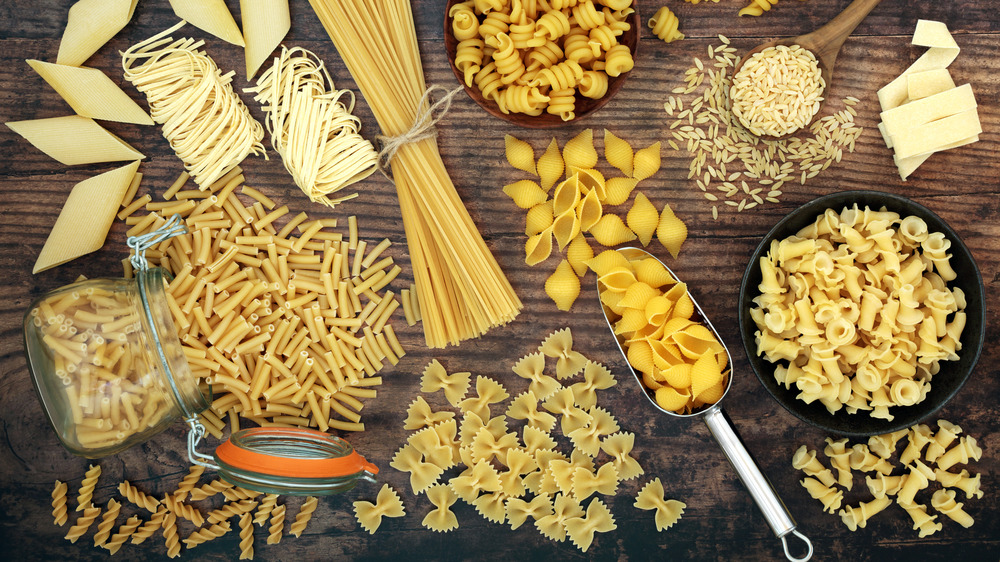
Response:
214,427,379,479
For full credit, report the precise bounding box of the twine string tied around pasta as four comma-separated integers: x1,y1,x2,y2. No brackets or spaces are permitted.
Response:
375,85,463,179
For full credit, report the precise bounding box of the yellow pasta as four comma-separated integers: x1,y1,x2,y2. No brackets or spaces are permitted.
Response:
422,484,459,532
525,201,555,236
353,484,405,534
552,210,582,251
632,141,662,181
34,161,140,273
604,129,634,176
27,61,153,126
656,203,688,259
169,0,246,46
603,177,639,206
589,214,637,246
576,188,603,233
505,134,538,175
563,129,599,171
503,180,548,209
241,0,291,78
626,192,659,246
525,226,554,266
6,116,144,165
56,0,137,67
634,478,686,531
564,497,616,553
647,7,685,43
536,139,565,191
420,359,472,406
545,260,582,311
51,480,68,526
566,234,594,277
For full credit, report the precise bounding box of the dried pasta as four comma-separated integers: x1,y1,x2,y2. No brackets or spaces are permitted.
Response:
634,478,686,531
5,116,144,166
241,0,291,78
52,480,68,526
28,61,153,125
545,260,582,311
353,484,405,534
65,506,102,543
245,47,378,208
564,498,616,552
422,484,459,532
289,496,318,537
626,193,659,246
604,130,634,176
122,22,266,189
76,464,102,511
169,0,245,46
238,512,254,559
56,0,137,67
647,7,684,43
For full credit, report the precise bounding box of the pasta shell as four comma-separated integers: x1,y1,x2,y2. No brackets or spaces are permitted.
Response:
626,192,659,246
603,177,639,206
656,203,688,259
545,260,581,311
525,226,554,266
661,364,692,390
589,214,637,246
600,288,625,315
632,141,662,181
504,134,537,175
632,257,676,288
618,282,658,310
616,308,648,335
503,179,548,209
604,129,634,176
552,174,582,216
626,340,654,374
536,138,564,191
697,375,727,405
576,187,603,232
574,167,607,201
525,200,555,236
562,128,598,172
645,295,672,326
690,353,724,399
650,340,684,369
552,209,581,251
654,386,690,413
566,234,594,277
671,293,694,320
585,249,630,276
597,265,636,292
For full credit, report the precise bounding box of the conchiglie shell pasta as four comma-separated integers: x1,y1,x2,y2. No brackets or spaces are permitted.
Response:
546,260,581,311
552,209,582,251
589,214,637,246
626,192,659,246
525,200,555,236
27,61,153,125
504,179,548,209
576,188,603,232
566,234,594,277
56,0,138,67
505,134,537,175
644,295,672,325
656,204,688,259
618,282,658,310
604,129,634,176
552,174,582,216
585,250,630,276
632,141,662,181
574,167,607,201
655,386,690,413
597,265,636,292
6,115,144,165
242,0,291,78
525,226,554,266
563,129,598,172
627,340,654,373
603,177,639,206
633,257,676,288
536,138,564,191
690,353,724,399
661,363,692,389
169,0,245,46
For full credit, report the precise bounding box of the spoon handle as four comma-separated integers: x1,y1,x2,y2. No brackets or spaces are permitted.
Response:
801,0,882,65
703,407,812,561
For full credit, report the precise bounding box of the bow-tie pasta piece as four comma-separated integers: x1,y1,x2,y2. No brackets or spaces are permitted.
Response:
634,478,686,531
421,484,459,533
353,484,405,534
564,498,617,552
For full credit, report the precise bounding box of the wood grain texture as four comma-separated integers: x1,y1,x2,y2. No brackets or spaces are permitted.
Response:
0,0,997,560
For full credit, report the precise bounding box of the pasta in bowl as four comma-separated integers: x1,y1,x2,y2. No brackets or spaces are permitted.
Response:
738,191,985,436
444,0,640,128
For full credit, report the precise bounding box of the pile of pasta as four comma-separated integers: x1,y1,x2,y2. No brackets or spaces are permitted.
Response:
120,167,406,435
50,462,319,558
793,419,983,535
122,22,267,190
502,130,688,311
738,0,809,17
595,250,729,414
385,328,686,552
750,205,968,420
245,46,379,208
448,0,635,120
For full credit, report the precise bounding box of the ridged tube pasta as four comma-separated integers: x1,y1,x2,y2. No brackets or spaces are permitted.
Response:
531,60,584,90
455,38,486,87
534,9,572,40
739,0,781,17
648,7,684,43
491,33,527,85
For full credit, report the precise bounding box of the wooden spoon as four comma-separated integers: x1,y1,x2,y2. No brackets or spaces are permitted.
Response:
732,0,883,140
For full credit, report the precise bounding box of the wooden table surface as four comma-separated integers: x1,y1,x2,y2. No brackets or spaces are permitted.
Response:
1,1,997,560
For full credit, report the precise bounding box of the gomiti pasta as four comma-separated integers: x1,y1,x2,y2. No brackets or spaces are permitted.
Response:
307,0,522,347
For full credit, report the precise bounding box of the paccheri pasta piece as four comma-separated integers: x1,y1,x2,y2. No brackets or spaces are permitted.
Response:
6,116,144,166
27,61,153,125
56,0,137,67
34,161,140,273
751,206,968,419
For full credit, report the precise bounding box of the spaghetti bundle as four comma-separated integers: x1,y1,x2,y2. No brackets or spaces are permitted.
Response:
122,21,266,189
307,0,522,347
245,46,378,208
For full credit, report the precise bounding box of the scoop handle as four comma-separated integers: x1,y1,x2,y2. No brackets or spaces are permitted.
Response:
703,407,813,562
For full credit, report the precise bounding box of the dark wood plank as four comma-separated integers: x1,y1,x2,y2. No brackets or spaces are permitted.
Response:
1,0,998,561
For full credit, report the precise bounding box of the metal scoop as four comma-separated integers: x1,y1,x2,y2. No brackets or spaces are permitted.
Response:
598,248,812,562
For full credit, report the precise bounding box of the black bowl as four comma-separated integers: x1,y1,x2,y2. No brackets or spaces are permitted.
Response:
738,191,986,437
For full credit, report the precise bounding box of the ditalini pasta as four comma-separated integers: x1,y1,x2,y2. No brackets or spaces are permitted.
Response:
27,61,153,125
34,161,140,273
308,0,521,347
6,116,144,165
245,46,378,208
241,0,291,78
122,22,265,189
169,0,246,46
56,0,138,67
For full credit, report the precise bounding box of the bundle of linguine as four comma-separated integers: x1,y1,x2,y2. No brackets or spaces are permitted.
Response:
307,0,521,347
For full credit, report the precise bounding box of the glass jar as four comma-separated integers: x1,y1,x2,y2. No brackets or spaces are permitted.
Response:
24,268,209,458
22,216,378,495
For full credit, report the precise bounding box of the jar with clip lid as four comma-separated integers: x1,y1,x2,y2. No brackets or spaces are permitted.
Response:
23,216,378,495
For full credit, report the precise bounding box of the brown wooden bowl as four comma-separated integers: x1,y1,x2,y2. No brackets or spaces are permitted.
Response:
443,0,640,129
